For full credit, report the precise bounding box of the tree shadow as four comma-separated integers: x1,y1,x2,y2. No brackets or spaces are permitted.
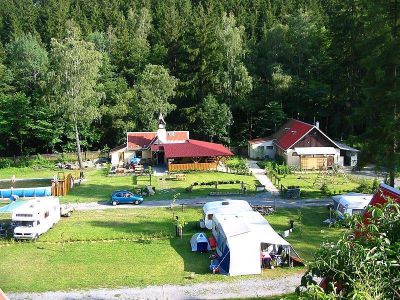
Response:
89,218,211,275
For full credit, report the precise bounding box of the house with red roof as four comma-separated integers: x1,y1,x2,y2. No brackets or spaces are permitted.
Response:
248,119,359,170
110,114,233,171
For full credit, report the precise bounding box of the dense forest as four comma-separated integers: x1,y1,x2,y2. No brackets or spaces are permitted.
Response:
0,0,399,177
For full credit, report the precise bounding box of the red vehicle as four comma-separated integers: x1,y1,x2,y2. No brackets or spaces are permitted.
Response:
319,183,400,293
362,183,400,223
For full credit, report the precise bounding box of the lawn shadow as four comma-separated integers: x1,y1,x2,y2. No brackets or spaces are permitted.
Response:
88,218,211,275
169,220,212,275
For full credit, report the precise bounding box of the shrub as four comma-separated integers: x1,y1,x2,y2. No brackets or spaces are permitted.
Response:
0,158,12,169
320,182,329,194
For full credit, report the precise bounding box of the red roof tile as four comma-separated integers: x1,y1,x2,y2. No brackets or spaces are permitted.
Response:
127,131,189,149
163,139,234,158
274,119,314,150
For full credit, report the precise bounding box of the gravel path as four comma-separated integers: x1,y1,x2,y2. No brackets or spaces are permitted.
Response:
8,274,302,300
70,194,332,211
247,160,280,194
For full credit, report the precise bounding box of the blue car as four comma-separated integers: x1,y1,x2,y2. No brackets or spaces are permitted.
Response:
111,190,144,206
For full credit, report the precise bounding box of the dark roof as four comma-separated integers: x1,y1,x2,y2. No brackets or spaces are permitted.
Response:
334,141,359,152
109,144,126,153
274,119,314,150
248,137,275,144
163,139,234,159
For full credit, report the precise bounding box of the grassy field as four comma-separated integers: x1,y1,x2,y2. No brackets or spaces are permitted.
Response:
0,167,259,203
276,173,360,198
0,206,342,292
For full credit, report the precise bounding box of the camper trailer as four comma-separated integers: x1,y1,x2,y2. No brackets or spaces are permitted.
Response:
211,211,294,276
200,200,253,230
12,197,60,240
331,193,372,220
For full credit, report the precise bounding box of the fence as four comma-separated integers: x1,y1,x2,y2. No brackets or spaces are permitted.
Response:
2,151,108,163
168,162,218,172
51,173,73,196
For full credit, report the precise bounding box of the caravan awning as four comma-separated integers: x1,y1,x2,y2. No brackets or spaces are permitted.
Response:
294,147,336,155
0,200,27,213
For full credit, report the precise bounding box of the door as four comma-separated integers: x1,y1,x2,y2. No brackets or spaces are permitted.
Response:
327,156,334,168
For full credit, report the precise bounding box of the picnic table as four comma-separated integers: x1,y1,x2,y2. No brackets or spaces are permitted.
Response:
175,173,186,181
251,205,275,216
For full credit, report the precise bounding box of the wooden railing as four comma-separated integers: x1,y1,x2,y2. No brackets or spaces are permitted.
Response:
168,162,217,172
51,173,73,196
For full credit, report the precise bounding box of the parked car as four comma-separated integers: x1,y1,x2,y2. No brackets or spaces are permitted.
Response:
111,190,144,206
60,204,74,217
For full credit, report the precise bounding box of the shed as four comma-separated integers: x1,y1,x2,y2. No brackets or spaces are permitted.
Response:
248,137,276,160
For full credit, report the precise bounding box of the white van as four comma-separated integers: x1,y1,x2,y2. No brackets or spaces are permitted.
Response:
13,197,60,240
201,200,253,229
332,193,372,220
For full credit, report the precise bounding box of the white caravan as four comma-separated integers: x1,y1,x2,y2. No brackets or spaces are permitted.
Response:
331,193,372,220
200,200,253,229
13,197,60,240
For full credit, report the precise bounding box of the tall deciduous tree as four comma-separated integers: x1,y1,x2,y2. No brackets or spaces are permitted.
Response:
214,12,252,106
6,33,48,96
188,94,232,143
47,24,102,169
135,64,177,130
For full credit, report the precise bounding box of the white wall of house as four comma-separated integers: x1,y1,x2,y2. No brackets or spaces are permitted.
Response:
248,140,276,159
110,148,126,166
285,149,300,167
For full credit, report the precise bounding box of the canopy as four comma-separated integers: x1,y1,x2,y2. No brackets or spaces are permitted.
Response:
0,200,27,213
294,147,337,155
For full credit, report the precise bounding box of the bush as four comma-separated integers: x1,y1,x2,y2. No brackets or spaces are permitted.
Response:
320,182,329,194
0,158,12,169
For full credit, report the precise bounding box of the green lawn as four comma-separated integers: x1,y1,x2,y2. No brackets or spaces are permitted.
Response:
0,167,259,203
0,207,342,292
275,173,360,198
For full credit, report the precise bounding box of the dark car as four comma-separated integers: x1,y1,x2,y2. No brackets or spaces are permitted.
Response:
111,190,144,206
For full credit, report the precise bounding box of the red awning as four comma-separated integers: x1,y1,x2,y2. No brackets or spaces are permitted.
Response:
162,139,233,159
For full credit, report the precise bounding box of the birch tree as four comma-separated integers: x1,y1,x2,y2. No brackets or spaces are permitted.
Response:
47,24,102,169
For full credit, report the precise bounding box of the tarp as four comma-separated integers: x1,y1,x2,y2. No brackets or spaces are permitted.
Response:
294,147,337,155
0,200,27,213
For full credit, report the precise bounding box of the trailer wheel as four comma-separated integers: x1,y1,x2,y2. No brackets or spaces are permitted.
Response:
112,201,117,206
67,212,72,217
134,200,140,205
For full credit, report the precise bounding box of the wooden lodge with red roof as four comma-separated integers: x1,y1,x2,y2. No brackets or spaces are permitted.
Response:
248,119,359,170
110,114,233,172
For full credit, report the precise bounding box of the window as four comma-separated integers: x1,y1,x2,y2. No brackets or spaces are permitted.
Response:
44,211,49,218
292,152,298,156
135,151,142,158
208,214,214,220
338,203,346,214
352,209,364,215
266,146,273,149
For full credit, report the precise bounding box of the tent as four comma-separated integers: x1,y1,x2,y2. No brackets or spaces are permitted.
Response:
211,211,296,276
190,232,211,252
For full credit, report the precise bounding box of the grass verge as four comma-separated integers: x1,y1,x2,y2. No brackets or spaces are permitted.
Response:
0,206,342,292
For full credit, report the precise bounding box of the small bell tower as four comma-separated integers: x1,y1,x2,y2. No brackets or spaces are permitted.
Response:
157,113,167,143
